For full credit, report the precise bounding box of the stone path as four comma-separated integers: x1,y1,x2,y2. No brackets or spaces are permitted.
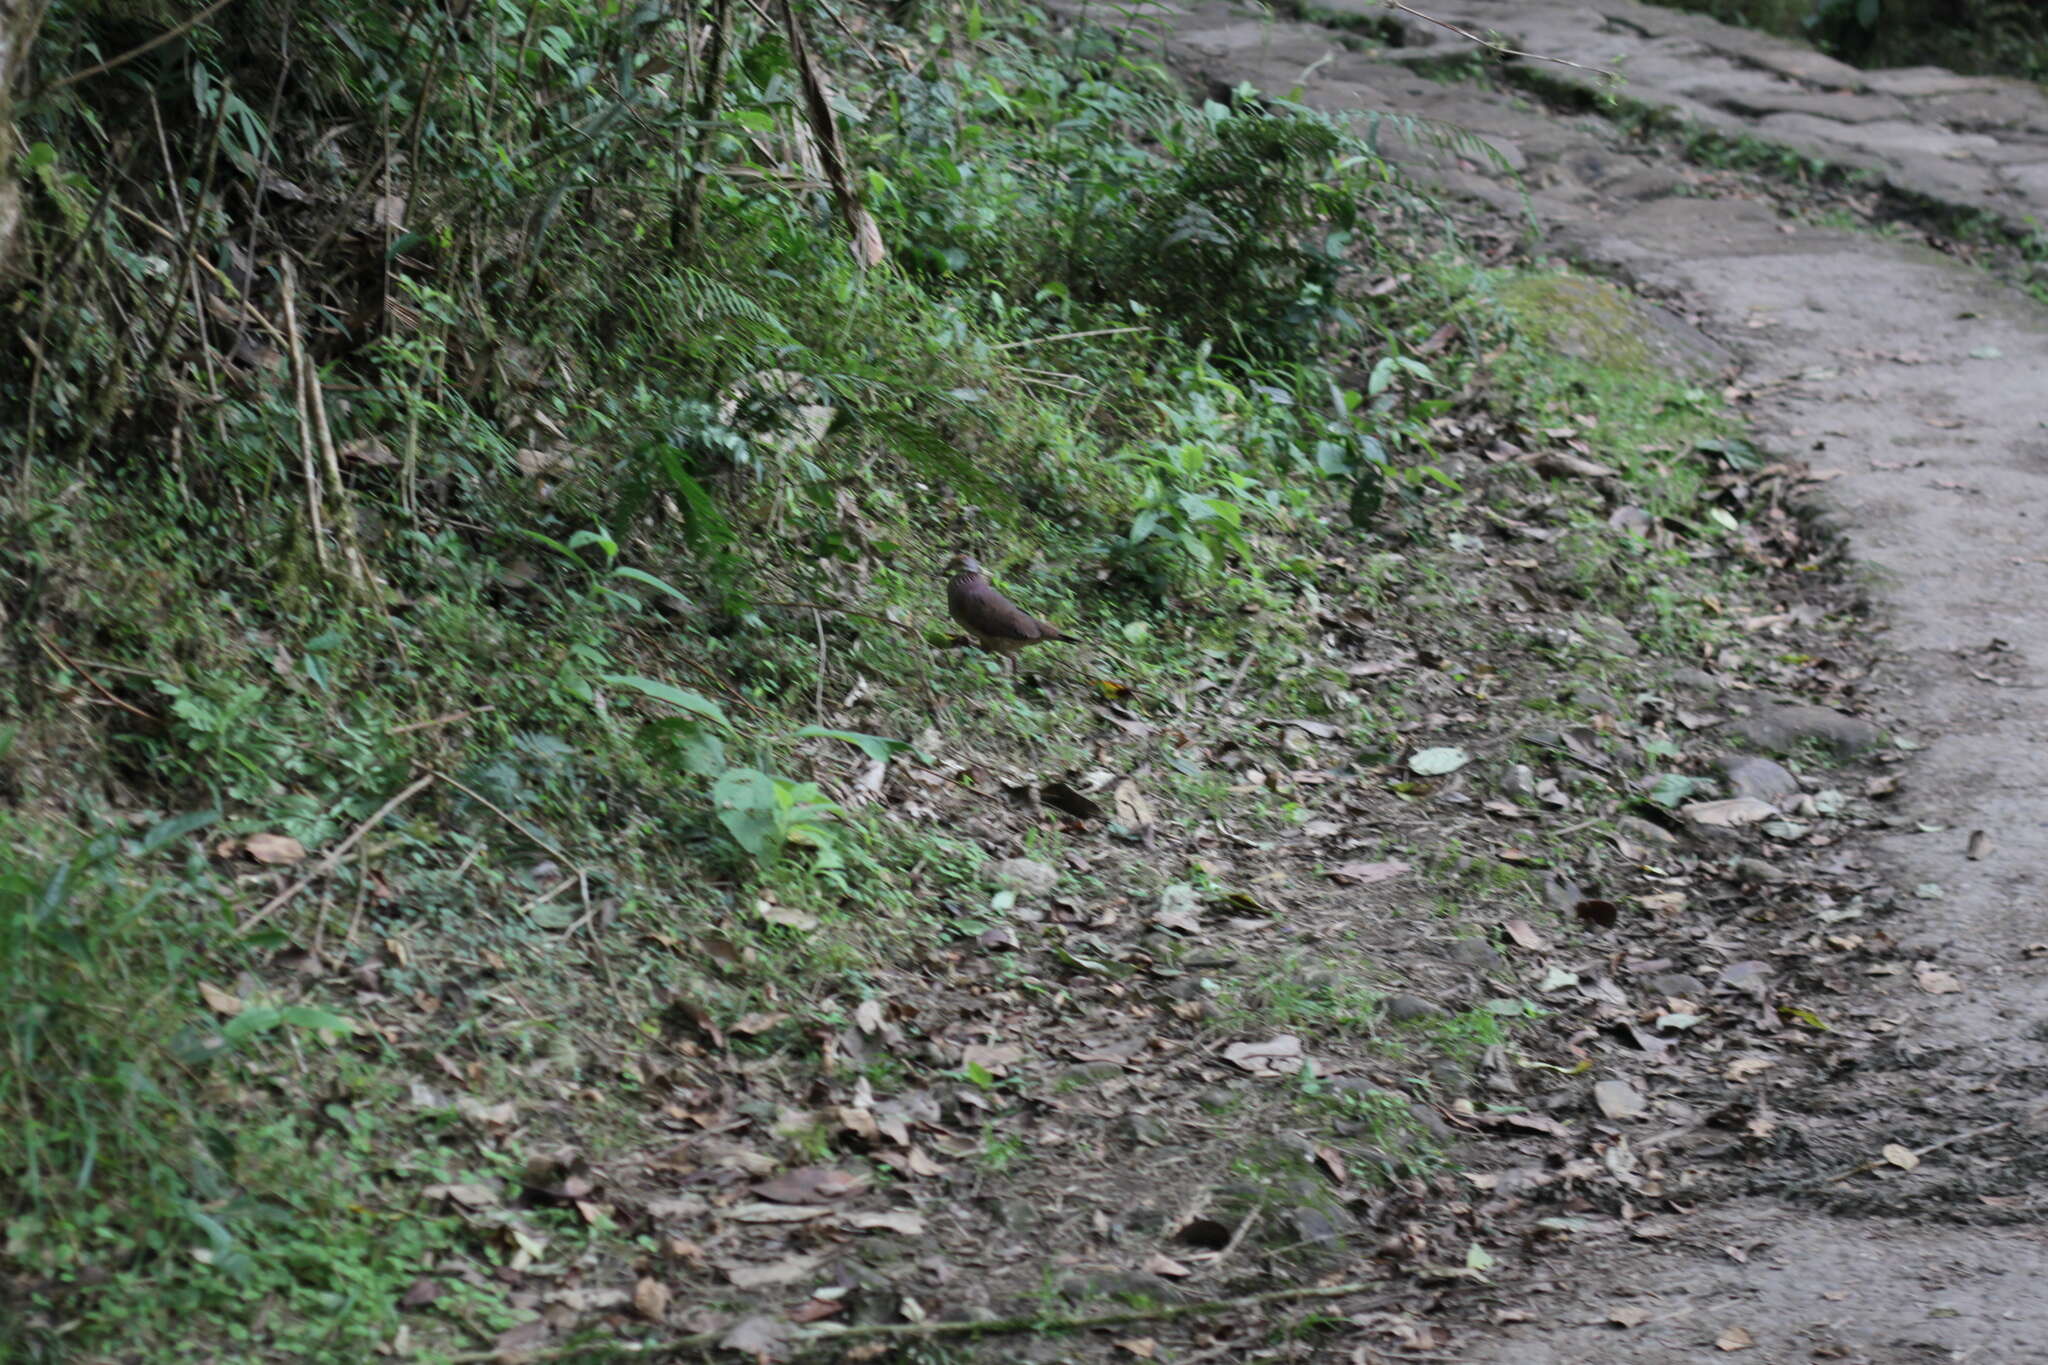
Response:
1057,2,2048,1360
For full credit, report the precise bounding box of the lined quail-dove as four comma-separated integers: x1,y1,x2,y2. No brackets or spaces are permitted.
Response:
945,554,1065,668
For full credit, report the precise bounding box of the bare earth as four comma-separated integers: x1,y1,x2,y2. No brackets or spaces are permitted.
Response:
1053,1,2048,1360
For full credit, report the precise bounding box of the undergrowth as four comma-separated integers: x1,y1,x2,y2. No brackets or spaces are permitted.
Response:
0,1,1795,1358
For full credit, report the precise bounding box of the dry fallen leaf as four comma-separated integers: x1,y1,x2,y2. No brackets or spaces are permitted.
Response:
1914,965,1963,995
632,1277,670,1323
1881,1143,1920,1171
1683,798,1777,828
842,1209,925,1235
1715,1325,1755,1351
242,832,307,865
754,1167,867,1204
724,1202,837,1224
1115,1338,1158,1358
722,1253,823,1289
198,981,244,1016
1593,1079,1647,1120
1221,1034,1305,1076
1608,1306,1651,1328
1328,860,1411,885
1112,779,1156,831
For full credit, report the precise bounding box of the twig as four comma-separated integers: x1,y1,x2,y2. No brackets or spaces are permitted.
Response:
754,598,927,640
343,838,373,948
278,260,331,572
388,705,496,735
1791,1120,2014,1192
993,326,1147,350
443,1281,1405,1362
433,770,578,869
1194,1205,1261,1280
35,0,239,96
236,774,437,936
812,609,827,721
1380,1,1620,79
31,630,158,722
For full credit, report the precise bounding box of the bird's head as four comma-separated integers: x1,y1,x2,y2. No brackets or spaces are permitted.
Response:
945,553,985,578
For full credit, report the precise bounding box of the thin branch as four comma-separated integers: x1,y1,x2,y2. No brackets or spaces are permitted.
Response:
753,598,927,640
235,774,438,937
1790,1119,2014,1192
388,705,496,735
432,769,579,869
31,630,158,722
1381,0,1620,79
34,0,239,97
993,326,1148,350
445,1281,1407,1362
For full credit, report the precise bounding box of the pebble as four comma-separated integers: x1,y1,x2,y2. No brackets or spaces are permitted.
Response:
1383,992,1441,1022
1448,939,1502,970
987,857,1058,897
1616,815,1679,847
1718,753,1801,801
1733,703,1880,758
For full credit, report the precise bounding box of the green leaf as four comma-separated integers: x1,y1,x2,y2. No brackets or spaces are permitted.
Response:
795,726,908,762
643,718,727,777
1647,773,1702,808
609,565,693,603
713,767,784,860
135,809,219,855
601,674,730,727
222,1008,284,1041
279,1005,356,1035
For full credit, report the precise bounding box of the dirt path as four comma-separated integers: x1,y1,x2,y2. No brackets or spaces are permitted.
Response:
1055,2,2048,1360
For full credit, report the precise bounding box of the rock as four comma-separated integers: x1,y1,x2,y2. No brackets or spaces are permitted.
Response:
1570,682,1625,714
1115,1113,1172,1146
1593,1078,1648,1120
1717,754,1800,801
1448,939,1501,970
1575,613,1641,657
1058,1062,1125,1087
1288,1205,1344,1245
988,857,1058,897
1728,856,1787,884
1383,993,1441,1022
1665,666,1727,696
1500,763,1538,799
1616,815,1679,847
1732,704,1880,758
1428,1060,1468,1093
1407,1102,1456,1144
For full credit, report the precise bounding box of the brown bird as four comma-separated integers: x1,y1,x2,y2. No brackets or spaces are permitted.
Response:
946,554,1065,669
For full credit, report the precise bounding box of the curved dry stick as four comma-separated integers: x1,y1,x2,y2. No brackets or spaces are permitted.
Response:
1382,0,1620,80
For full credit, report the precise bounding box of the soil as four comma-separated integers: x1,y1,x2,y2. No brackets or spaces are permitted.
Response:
1037,1,2048,1361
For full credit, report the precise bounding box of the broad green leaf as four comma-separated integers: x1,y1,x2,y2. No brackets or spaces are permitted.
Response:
795,726,908,762
610,565,693,603
713,767,783,860
601,674,730,728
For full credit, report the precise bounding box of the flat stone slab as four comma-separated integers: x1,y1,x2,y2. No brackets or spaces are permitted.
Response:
1709,90,1911,125
1861,66,2007,98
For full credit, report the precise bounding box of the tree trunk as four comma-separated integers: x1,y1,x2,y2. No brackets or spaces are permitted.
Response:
0,0,47,283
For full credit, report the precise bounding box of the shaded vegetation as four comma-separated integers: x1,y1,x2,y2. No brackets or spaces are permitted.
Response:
0,2,1832,1360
